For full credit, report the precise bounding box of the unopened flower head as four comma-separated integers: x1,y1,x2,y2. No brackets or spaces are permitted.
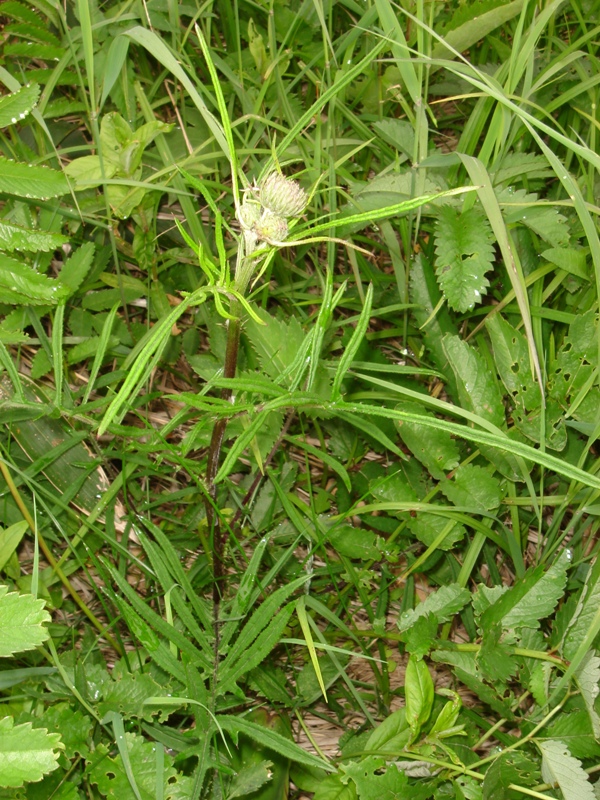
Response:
254,210,289,242
258,172,307,219
239,195,262,230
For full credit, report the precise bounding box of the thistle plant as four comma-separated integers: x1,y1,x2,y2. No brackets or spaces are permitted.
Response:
205,171,308,605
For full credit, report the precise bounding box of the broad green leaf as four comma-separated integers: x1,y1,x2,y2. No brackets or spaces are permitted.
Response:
244,308,306,383
0,255,68,305
432,0,524,60
0,717,62,789
394,401,460,480
485,314,567,448
398,584,471,632
538,740,595,800
486,314,540,410
546,710,600,759
431,649,515,719
405,655,434,742
442,335,505,427
542,247,589,280
478,624,518,684
505,205,570,248
409,513,465,551
434,205,495,312
63,155,108,186
98,672,175,723
0,157,69,198
440,465,503,511
480,551,569,632
40,703,92,760
0,586,50,656
216,716,331,771
0,83,40,128
87,733,193,800
0,221,67,252
314,775,356,800
229,760,273,799
482,751,539,800
0,522,27,572
328,523,381,560
365,708,411,755
409,253,459,400
341,757,423,800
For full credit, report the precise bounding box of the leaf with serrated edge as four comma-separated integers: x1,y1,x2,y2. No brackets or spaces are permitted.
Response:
538,739,595,800
0,717,62,788
398,584,471,632
0,157,69,199
434,205,495,312
0,255,68,305
0,83,40,128
87,732,193,799
0,221,67,253
0,586,50,657
481,551,568,632
561,558,600,661
574,650,600,739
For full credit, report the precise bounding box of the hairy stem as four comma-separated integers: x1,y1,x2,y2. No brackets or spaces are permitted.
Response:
205,297,242,606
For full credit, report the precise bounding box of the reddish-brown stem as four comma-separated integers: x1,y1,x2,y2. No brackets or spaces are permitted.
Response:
205,301,241,607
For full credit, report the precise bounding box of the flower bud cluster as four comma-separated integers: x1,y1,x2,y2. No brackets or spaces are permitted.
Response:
239,172,307,254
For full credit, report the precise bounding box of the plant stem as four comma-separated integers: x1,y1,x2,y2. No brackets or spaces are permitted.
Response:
205,297,242,606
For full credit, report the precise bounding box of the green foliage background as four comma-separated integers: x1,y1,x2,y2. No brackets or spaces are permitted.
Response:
1,0,600,798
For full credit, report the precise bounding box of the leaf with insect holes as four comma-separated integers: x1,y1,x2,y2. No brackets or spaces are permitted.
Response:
538,740,596,800
0,83,40,128
87,733,193,800
482,751,540,800
0,717,63,788
0,586,50,656
486,314,566,449
434,205,495,312
341,756,431,800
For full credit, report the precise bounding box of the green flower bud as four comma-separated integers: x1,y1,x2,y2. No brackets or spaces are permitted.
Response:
258,172,307,218
239,195,262,229
254,210,289,242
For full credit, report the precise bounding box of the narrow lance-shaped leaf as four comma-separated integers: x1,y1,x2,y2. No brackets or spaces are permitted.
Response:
331,283,373,400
